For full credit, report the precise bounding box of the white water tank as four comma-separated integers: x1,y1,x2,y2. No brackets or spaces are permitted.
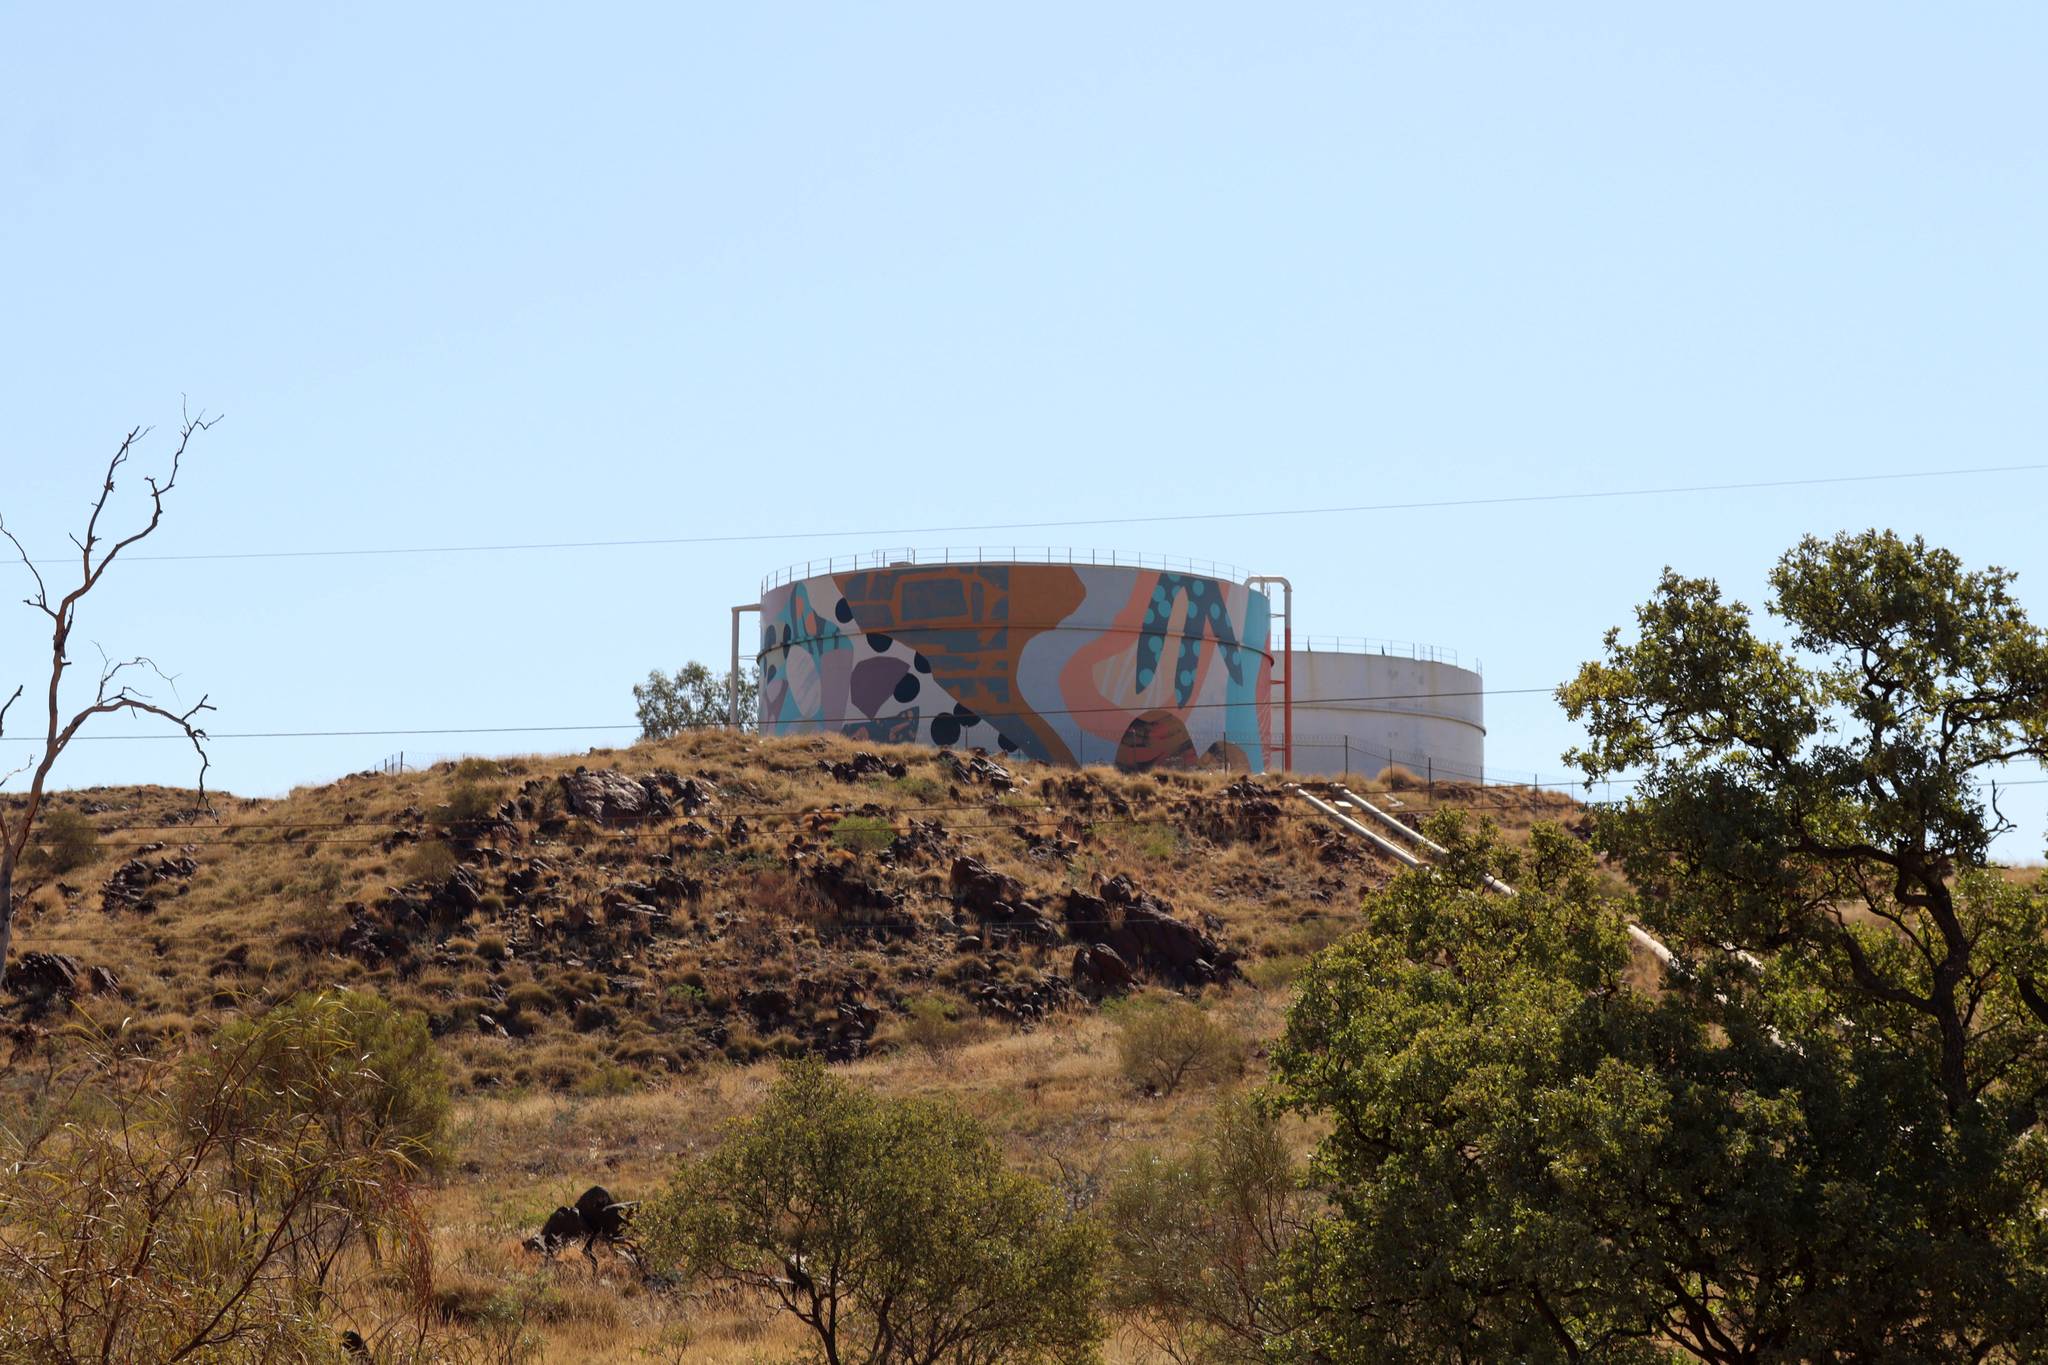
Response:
1285,642,1485,780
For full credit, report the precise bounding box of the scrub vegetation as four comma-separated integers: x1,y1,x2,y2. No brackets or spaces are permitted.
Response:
6,531,2048,1361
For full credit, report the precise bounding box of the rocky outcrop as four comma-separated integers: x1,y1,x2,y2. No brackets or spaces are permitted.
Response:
1061,875,1237,989
888,819,951,864
823,751,908,783
946,856,1060,945
101,851,198,914
1041,772,1132,816
804,851,915,935
7,952,119,1001
559,769,656,825
949,855,1024,914
943,750,1015,793
1181,779,1283,844
972,971,1076,1022
337,909,411,965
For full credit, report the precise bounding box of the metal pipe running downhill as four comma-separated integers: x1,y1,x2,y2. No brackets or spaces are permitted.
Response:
1331,784,1513,895
1291,781,1687,971
1287,785,1427,871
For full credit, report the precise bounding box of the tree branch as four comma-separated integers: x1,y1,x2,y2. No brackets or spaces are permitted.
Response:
0,411,218,986
0,517,51,617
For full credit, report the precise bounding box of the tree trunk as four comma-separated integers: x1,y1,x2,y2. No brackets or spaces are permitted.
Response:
0,852,13,989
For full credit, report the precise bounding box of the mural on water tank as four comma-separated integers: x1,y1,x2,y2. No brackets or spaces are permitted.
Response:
757,563,1273,771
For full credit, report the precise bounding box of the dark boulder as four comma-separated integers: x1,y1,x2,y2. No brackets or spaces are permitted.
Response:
338,913,411,965
653,871,703,904
1182,779,1284,844
1062,875,1237,989
949,855,1023,913
805,852,914,934
1071,944,1136,1000
741,986,794,1022
824,751,909,783
9,951,86,999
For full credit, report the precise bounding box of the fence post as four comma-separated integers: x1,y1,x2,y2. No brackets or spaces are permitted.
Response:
1427,757,1434,801
1342,736,1349,775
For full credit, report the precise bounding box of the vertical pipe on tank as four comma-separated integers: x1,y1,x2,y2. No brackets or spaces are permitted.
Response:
729,604,759,729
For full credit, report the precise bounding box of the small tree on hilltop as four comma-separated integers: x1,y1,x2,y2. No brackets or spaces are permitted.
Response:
633,660,758,739
0,412,217,988
638,1059,1105,1365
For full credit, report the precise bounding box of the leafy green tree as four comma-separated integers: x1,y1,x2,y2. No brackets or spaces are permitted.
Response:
1272,817,2026,1361
633,660,758,739
638,1060,1103,1365
1104,1092,1310,1363
1562,531,2048,1121
1270,532,2048,1361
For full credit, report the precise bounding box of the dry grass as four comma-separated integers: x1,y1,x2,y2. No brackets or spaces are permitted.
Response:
4,731,1587,1360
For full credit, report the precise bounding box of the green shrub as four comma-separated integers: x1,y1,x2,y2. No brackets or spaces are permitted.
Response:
577,1059,637,1096
1130,822,1180,860
830,814,896,853
192,988,454,1178
1113,996,1245,1097
27,806,99,874
895,993,973,1056
0,1006,440,1361
504,982,556,1015
892,774,944,803
403,839,459,883
432,779,503,830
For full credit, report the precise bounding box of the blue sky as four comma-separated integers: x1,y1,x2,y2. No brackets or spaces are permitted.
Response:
4,6,2045,848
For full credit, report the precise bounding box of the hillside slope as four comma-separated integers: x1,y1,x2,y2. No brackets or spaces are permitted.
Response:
3,733,1593,1360
4,732,1578,1093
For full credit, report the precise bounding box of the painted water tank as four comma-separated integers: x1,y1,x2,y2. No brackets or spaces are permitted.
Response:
756,553,1274,771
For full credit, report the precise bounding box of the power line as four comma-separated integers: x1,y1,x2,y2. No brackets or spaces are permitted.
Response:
26,462,2042,566
0,685,1562,742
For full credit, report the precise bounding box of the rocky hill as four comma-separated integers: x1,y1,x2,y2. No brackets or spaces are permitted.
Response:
2,731,1579,1093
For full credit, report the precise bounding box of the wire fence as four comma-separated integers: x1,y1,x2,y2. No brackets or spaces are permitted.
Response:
760,546,1252,593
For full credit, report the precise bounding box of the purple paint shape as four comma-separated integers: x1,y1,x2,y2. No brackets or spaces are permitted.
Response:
850,657,912,718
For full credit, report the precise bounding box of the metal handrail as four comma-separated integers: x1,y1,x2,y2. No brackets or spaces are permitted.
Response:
1296,635,1477,671
759,546,1251,594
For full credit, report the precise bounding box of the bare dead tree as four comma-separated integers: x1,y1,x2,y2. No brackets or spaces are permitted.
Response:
0,410,218,989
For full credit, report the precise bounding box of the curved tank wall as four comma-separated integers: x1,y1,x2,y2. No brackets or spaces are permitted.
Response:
1286,651,1485,780
758,562,1273,771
